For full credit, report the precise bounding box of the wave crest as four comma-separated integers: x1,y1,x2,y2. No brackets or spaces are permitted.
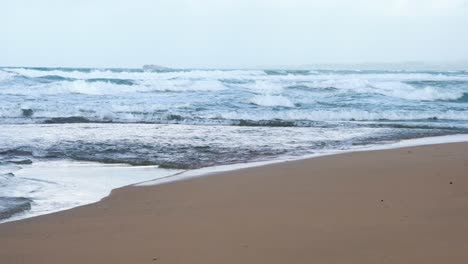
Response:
300,79,465,101
249,95,294,108
0,70,16,82
0,79,226,96
370,82,464,101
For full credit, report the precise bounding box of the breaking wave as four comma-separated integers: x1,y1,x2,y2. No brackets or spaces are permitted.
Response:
296,79,465,101
7,68,266,81
0,70,16,82
3,68,468,102
0,67,467,124
0,79,225,96
249,95,294,107
213,109,468,123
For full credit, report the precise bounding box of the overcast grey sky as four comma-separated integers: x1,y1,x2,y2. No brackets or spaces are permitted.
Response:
2,0,468,68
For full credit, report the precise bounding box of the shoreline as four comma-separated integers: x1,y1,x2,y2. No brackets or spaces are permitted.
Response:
2,133,468,224
1,141,468,263
138,133,468,187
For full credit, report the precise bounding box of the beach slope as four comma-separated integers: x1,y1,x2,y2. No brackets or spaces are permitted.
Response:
1,143,468,264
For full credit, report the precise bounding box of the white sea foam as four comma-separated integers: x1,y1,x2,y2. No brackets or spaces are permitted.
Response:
10,68,468,83
371,82,464,101
0,80,137,96
8,68,266,81
4,68,468,102
0,161,182,223
138,79,225,92
109,103,191,113
213,109,468,121
2,105,468,123
277,73,468,82
0,79,226,96
242,80,284,94
295,79,465,101
249,95,294,107
0,70,15,82
29,78,458,103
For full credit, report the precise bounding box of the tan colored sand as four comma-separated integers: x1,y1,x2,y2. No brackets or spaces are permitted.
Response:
1,143,468,264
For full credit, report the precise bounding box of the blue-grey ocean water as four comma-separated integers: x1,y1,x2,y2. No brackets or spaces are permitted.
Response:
1,67,468,220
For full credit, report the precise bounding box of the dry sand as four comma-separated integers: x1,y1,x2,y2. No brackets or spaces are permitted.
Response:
1,142,468,264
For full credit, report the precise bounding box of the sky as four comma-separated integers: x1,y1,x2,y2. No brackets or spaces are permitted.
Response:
1,0,468,68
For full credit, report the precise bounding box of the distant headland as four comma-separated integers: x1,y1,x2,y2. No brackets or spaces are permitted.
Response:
142,64,171,71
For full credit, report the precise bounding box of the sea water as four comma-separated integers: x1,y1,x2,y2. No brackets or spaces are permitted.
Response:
1,67,467,222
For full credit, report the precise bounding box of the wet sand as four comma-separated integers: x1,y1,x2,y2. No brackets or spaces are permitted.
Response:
1,142,468,264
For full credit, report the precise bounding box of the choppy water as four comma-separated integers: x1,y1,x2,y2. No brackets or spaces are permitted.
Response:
1,67,468,221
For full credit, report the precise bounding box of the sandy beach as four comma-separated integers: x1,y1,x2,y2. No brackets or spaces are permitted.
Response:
1,142,468,263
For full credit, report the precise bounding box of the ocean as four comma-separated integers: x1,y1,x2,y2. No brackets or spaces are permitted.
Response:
1,67,468,222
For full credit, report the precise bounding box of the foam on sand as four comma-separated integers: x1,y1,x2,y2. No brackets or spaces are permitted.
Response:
0,161,182,223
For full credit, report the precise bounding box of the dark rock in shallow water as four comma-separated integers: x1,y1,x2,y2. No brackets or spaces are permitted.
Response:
166,114,184,121
21,109,34,117
44,116,92,124
0,197,32,220
9,159,33,165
